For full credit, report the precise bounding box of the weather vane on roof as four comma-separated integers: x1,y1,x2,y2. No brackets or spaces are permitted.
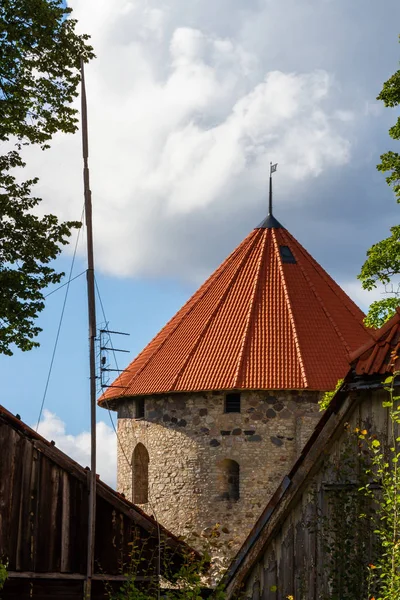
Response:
269,162,278,215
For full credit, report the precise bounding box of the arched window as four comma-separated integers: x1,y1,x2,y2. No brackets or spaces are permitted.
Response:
218,459,240,501
132,443,149,504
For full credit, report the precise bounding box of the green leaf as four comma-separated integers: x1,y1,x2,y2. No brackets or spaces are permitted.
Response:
358,43,400,329
319,378,344,410
0,0,92,354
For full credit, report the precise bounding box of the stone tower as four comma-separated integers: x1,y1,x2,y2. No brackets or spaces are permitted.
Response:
99,210,372,563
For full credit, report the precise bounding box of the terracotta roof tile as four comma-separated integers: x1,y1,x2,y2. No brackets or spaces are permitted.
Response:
350,307,400,375
99,222,374,404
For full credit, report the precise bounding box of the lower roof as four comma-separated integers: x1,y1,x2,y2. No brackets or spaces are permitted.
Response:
0,404,198,566
350,307,400,375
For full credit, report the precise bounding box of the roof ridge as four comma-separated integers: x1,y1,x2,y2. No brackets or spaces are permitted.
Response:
364,341,380,374
287,231,369,330
281,229,352,355
273,229,308,387
170,230,265,391
115,233,257,395
233,230,267,388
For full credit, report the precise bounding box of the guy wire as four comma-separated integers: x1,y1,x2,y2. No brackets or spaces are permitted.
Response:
94,279,162,598
36,205,85,431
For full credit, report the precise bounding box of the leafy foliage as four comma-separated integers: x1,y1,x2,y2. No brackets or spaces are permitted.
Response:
319,378,343,410
377,58,400,202
105,537,225,600
0,0,93,354
360,373,400,599
364,297,400,329
301,431,378,600
0,0,94,147
358,36,400,326
0,560,7,591
302,379,400,600
0,152,81,354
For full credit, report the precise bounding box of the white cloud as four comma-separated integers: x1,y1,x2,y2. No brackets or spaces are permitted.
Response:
36,410,117,488
21,0,356,282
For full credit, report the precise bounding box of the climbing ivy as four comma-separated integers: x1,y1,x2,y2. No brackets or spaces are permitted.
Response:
359,371,400,599
0,560,8,593
319,379,344,411
304,431,378,600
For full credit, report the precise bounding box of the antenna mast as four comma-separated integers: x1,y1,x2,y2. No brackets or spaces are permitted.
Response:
81,58,97,600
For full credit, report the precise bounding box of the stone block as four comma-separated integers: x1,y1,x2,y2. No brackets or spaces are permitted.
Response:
271,436,283,447
210,439,221,447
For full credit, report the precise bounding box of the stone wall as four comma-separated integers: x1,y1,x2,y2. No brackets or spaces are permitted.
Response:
116,389,322,565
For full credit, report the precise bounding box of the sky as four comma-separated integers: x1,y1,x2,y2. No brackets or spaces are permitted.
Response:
1,0,400,488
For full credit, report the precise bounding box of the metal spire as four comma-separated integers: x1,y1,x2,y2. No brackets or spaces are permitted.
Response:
257,162,282,229
268,162,277,215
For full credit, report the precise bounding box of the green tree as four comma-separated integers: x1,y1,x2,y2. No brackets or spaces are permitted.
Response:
0,0,94,354
358,36,400,328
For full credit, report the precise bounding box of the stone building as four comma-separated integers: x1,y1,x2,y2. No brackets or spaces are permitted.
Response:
98,208,373,563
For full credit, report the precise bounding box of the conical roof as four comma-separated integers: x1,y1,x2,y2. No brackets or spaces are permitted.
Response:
99,218,373,404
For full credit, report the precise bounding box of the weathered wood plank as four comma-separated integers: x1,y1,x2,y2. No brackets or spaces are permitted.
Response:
1,407,192,595
16,438,34,571
0,425,19,568
280,523,294,599
303,496,317,600
293,515,305,598
61,471,71,572
262,547,277,600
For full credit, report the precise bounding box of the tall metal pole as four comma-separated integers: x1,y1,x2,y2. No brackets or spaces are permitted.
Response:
81,58,97,600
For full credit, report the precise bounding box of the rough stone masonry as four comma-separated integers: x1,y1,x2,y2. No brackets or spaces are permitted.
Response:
117,389,322,566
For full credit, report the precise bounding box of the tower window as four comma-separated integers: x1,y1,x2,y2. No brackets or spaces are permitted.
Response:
132,443,149,504
135,398,145,419
218,459,240,501
280,245,296,264
225,392,241,413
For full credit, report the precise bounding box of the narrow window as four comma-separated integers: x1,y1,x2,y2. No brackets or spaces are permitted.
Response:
218,459,240,501
135,398,145,419
225,392,241,413
279,245,296,264
132,443,149,504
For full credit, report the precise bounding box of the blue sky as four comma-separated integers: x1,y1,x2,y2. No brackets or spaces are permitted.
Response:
1,0,400,486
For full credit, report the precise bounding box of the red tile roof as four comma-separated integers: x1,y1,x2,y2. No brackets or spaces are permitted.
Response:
350,307,400,376
99,223,373,404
